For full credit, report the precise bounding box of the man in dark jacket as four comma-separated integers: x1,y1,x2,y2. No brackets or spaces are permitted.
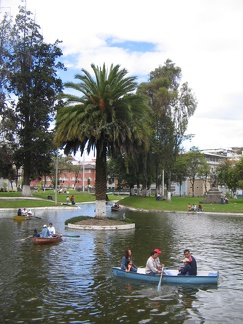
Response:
183,249,197,275
178,258,192,275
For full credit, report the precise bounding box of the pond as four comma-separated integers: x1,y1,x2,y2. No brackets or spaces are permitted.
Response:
0,203,243,323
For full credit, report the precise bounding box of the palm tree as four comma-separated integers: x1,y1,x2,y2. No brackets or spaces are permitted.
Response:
54,63,151,218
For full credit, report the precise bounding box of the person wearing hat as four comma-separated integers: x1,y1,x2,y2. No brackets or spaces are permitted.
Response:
145,250,164,275
183,249,197,275
178,258,192,276
41,224,50,238
153,248,163,270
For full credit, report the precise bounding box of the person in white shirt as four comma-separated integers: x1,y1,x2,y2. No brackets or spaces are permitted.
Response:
145,250,164,275
48,223,56,235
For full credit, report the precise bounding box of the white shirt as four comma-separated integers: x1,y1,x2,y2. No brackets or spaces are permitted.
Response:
145,256,159,274
48,225,56,235
155,257,161,268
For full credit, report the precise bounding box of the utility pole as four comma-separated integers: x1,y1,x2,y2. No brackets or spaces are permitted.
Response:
82,154,85,192
55,152,58,205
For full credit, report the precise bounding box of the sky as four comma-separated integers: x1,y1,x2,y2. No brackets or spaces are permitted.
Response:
2,0,243,155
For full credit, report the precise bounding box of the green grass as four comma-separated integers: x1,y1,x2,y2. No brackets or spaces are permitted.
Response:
64,216,134,225
33,190,96,203
1,191,242,213
0,191,123,208
119,196,243,213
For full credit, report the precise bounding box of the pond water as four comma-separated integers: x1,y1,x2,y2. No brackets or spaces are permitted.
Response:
0,204,243,323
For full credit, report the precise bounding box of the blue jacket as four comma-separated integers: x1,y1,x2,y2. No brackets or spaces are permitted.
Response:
41,228,50,238
178,263,192,276
121,256,137,272
189,256,197,275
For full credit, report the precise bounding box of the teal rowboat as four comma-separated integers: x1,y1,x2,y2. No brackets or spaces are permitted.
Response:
112,267,219,285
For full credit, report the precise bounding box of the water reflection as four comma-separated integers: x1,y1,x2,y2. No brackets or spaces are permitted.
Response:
1,204,243,323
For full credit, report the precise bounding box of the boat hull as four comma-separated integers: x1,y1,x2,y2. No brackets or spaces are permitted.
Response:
112,267,219,285
32,235,62,245
13,216,31,221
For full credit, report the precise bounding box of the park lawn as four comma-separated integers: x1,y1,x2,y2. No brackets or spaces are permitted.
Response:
0,200,57,208
0,191,123,208
33,190,96,203
120,196,243,214
1,191,243,213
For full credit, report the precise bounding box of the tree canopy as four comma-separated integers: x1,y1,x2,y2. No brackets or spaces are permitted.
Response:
0,7,65,195
54,63,152,218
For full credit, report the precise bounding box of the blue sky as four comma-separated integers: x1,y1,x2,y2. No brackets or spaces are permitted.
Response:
3,0,243,158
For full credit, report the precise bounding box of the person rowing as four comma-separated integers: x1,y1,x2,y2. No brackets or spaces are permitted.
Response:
145,250,164,275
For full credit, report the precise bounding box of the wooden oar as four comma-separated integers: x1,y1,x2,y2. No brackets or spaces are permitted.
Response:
18,235,33,241
31,212,42,219
62,234,80,238
157,267,164,291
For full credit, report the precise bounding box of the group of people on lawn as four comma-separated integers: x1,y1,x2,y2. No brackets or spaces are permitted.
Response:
187,203,203,212
121,248,197,276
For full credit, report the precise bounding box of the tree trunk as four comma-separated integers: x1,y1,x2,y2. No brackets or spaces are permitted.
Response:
22,154,32,196
95,141,107,218
167,171,172,202
22,184,32,196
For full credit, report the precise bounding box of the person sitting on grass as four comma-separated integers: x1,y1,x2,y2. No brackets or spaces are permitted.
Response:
187,203,191,213
198,204,203,212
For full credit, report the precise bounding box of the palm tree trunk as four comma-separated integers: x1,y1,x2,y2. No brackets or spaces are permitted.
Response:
95,140,107,218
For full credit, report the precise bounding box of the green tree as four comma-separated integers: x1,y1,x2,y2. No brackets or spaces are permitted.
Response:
172,153,188,196
137,59,197,200
197,160,211,193
0,144,17,190
0,7,65,196
235,158,243,191
54,63,151,218
69,163,82,190
185,149,208,197
217,159,239,196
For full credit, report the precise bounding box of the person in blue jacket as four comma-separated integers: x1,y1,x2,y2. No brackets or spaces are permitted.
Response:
41,224,50,238
178,258,192,275
121,249,137,272
184,249,197,275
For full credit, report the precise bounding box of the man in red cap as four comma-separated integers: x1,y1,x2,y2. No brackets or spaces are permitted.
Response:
145,249,164,275
153,248,164,270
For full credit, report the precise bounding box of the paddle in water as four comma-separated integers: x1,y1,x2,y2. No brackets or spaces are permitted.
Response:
157,267,164,291
62,234,80,238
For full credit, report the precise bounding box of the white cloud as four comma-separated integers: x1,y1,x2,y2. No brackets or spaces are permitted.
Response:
4,0,243,151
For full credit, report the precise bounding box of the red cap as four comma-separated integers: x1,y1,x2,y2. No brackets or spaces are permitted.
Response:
154,248,162,254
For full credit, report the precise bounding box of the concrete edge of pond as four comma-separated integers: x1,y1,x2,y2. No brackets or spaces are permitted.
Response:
66,223,135,231
0,206,79,218
126,206,243,216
